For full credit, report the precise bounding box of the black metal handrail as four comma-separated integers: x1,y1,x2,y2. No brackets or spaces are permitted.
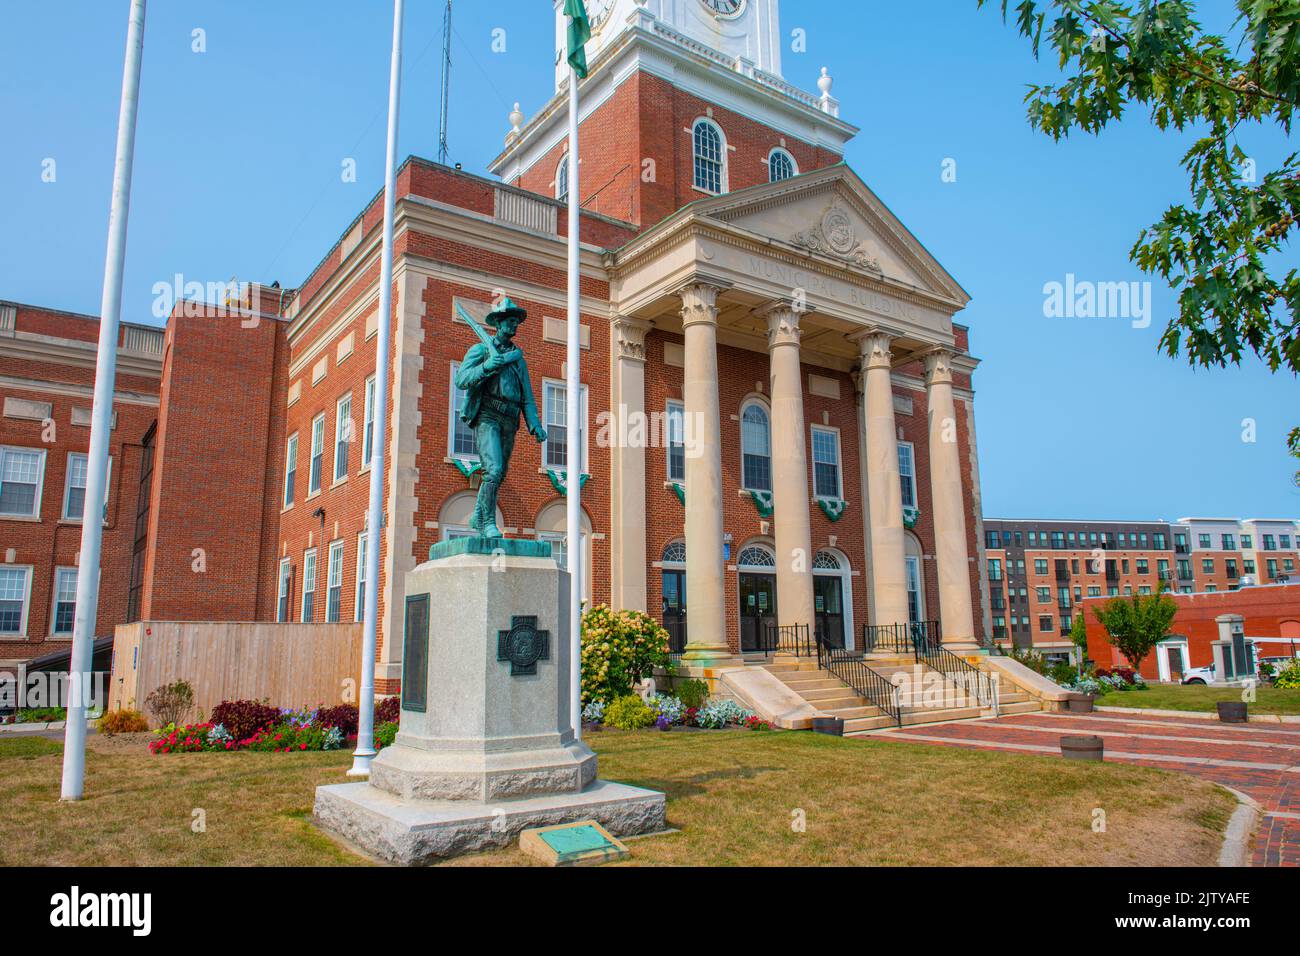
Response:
758,622,814,658
913,634,998,711
861,620,941,654
815,632,902,727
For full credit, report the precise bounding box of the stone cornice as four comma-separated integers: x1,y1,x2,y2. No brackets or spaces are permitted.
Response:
0,373,159,407
0,330,162,380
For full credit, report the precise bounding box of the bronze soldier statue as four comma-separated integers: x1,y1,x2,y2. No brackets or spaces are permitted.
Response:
454,298,547,538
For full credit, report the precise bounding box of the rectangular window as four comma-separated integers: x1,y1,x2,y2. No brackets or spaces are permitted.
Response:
1244,559,1256,574
905,556,922,624
301,548,317,622
1202,558,1215,573
1281,534,1292,549
1154,533,1167,550
1241,534,1253,549
276,558,292,623
1264,535,1277,550
283,433,298,508
1267,559,1279,578
334,394,352,482
1034,559,1048,575
542,381,588,472
1222,533,1236,550
666,401,685,483
986,530,1001,549
448,363,477,459
897,442,916,509
309,414,325,495
1039,615,1054,632
62,452,111,522
0,566,32,635
1136,558,1148,574
362,375,376,469
987,559,1003,581
355,532,368,623
811,427,841,499
326,540,344,623
52,567,77,636
0,447,45,518
1198,534,1212,548
1036,587,1051,603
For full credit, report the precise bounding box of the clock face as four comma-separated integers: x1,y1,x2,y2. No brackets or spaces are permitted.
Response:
701,0,746,18
588,0,615,29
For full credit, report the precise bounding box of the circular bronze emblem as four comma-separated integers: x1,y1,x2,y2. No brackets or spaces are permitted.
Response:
505,621,544,671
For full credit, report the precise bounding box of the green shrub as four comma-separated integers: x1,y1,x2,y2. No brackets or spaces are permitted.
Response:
1274,661,1300,689
1047,661,1076,686
15,707,66,724
375,721,399,748
603,694,656,730
1010,648,1048,675
580,605,671,705
675,678,709,710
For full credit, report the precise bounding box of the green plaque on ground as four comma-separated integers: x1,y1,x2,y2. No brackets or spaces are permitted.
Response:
519,820,629,866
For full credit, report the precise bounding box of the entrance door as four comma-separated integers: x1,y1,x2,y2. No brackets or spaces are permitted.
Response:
661,569,687,654
814,575,845,649
739,573,777,652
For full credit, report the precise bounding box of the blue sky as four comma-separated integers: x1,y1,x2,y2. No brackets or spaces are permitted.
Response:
1,0,1296,520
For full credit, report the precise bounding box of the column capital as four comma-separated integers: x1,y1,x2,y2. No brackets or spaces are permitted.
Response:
851,327,895,371
923,347,956,386
676,281,727,329
611,316,652,363
756,301,806,349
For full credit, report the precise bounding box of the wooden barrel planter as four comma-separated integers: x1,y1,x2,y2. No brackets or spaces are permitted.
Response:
1217,701,1248,724
812,717,844,736
1066,693,1096,714
1060,734,1104,762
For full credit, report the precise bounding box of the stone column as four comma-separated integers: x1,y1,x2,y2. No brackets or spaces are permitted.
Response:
610,316,651,612
924,348,977,648
761,303,815,632
855,329,909,627
678,282,731,665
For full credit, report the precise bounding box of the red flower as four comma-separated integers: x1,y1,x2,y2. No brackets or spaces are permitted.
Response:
300,743,307,750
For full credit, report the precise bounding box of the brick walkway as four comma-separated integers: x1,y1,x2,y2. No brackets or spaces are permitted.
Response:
875,709,1300,867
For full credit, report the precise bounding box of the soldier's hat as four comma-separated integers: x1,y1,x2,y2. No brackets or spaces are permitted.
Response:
487,297,527,325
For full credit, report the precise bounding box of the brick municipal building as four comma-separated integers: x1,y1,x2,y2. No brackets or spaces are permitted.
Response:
1,0,991,699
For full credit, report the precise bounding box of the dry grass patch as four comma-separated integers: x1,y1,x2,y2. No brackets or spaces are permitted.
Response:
0,728,1234,867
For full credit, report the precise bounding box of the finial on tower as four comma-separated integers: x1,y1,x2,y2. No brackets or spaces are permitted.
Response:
509,102,525,134
817,68,839,116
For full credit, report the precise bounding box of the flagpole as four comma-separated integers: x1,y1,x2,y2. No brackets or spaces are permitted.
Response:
351,0,405,777
565,59,583,742
61,0,147,802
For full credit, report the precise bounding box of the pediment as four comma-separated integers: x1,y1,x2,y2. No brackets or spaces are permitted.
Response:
694,166,969,307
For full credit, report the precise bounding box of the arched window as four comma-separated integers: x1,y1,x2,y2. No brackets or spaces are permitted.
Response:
813,551,841,570
535,501,592,602
662,541,686,566
439,491,501,542
737,545,776,570
692,119,725,194
768,148,796,183
555,155,569,202
740,402,771,492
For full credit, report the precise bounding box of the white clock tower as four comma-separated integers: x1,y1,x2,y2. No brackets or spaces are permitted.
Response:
555,0,784,89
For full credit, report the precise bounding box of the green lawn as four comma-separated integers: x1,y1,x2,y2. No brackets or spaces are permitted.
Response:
0,727,1234,867
1100,682,1300,715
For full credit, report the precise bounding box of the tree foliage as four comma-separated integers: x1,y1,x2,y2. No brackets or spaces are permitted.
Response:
981,0,1300,468
1091,588,1179,666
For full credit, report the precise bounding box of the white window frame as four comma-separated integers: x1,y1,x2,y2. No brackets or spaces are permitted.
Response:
541,379,589,474
767,147,797,182
810,424,843,501
739,399,772,493
50,566,78,637
897,441,916,510
283,433,298,509
276,557,292,623
538,531,592,603
0,446,47,520
361,375,376,473
334,393,352,484
326,539,344,623
61,452,111,523
301,547,317,622
355,531,368,623
665,400,685,484
691,118,727,194
0,564,33,637
555,154,569,202
448,362,479,461
309,413,325,496
905,555,924,624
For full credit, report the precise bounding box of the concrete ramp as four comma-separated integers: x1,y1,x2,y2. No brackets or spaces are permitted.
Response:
717,666,824,730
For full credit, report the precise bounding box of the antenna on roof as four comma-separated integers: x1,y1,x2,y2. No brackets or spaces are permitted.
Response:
437,0,452,164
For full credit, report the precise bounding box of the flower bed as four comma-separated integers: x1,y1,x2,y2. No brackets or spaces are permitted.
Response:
149,700,401,755
585,693,768,732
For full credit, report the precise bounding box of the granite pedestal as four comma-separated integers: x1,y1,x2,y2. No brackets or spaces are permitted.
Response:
313,539,665,864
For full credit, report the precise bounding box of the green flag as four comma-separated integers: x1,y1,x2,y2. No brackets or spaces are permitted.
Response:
564,0,591,79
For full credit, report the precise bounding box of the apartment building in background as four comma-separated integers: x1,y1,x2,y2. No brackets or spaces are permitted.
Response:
983,516,1300,660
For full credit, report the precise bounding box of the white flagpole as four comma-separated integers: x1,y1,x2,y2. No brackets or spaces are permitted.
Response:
351,0,405,777
61,0,147,802
565,59,583,741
